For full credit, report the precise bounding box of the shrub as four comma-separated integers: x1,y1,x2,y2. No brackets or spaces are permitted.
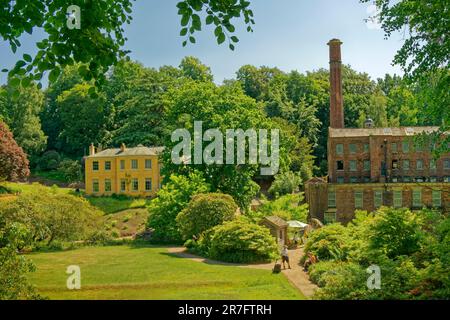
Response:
57,159,82,183
37,150,60,171
147,172,210,243
0,121,29,181
268,171,302,198
86,230,115,245
311,261,368,300
367,207,423,259
0,220,41,299
0,185,102,245
303,208,449,300
176,193,238,240
253,193,308,223
207,219,279,263
304,223,352,261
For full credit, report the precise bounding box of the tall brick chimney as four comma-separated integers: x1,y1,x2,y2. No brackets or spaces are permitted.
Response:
328,39,344,128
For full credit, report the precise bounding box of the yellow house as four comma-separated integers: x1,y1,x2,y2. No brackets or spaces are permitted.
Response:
84,143,164,197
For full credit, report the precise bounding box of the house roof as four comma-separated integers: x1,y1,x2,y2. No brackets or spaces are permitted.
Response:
262,216,288,228
305,177,327,184
329,126,440,138
88,146,164,158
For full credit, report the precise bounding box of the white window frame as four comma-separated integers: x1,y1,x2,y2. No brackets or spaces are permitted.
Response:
354,190,363,209
374,190,383,208
432,190,441,208
393,190,402,208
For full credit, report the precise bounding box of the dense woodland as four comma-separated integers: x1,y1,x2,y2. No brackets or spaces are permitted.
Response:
0,56,443,178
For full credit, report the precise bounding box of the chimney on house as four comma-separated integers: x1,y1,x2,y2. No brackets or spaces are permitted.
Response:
328,39,344,128
120,143,126,152
89,143,95,156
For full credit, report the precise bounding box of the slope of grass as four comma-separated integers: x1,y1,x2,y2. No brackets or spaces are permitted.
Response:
27,245,304,300
32,170,67,183
104,208,149,238
86,197,148,214
1,182,74,195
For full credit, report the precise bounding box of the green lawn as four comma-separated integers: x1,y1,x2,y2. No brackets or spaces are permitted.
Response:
27,245,304,300
1,182,74,195
32,170,67,183
86,197,148,214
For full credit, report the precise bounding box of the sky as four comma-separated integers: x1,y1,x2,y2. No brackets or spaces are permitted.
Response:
0,0,405,86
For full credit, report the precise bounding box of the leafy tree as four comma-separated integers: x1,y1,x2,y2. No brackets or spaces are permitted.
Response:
40,64,84,151
56,83,113,156
0,121,30,181
0,185,102,245
1,0,253,91
361,0,449,152
361,0,448,81
356,89,388,128
147,172,210,243
179,56,213,82
176,192,237,240
37,150,61,171
236,65,284,101
57,159,83,183
0,82,47,160
268,171,302,198
106,60,175,147
0,220,41,300
161,80,283,209
367,207,423,259
253,193,308,223
176,0,254,49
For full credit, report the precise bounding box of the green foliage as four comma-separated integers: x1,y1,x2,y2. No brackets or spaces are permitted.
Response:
304,223,352,261
106,60,175,147
36,150,61,171
56,83,113,156
176,0,254,49
40,64,84,150
0,185,103,245
179,56,213,82
0,221,41,300
268,171,302,198
0,82,47,161
176,193,237,240
57,159,83,183
147,172,210,243
1,0,134,91
304,208,450,299
161,79,284,209
206,219,279,263
367,207,423,258
360,0,449,151
252,193,308,223
87,196,147,214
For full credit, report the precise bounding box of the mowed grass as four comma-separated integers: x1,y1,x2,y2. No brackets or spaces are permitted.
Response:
3,182,147,214
87,197,148,214
27,245,304,300
1,181,74,195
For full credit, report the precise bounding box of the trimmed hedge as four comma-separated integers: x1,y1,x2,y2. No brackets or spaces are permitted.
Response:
176,192,237,240
207,219,279,263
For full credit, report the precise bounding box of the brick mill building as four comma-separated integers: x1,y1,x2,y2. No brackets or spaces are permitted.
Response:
305,39,450,224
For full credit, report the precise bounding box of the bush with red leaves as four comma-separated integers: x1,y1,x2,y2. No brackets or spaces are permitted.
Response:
0,121,29,181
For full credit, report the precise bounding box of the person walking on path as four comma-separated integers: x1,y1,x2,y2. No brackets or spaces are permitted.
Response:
281,245,291,269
